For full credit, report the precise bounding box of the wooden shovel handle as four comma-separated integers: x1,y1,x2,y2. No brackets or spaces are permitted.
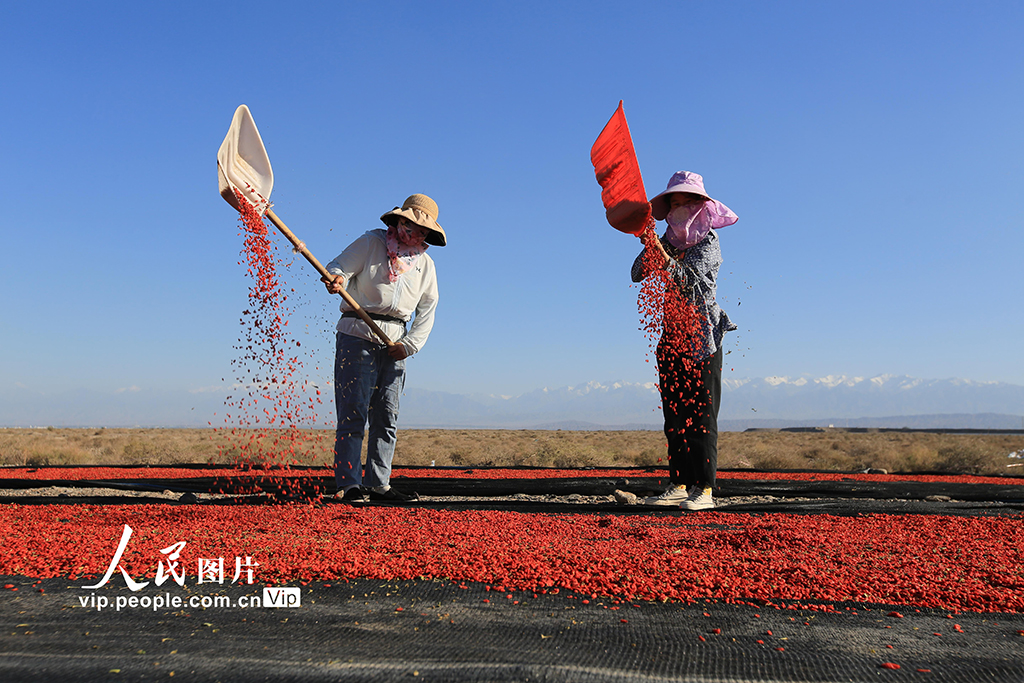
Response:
264,208,395,347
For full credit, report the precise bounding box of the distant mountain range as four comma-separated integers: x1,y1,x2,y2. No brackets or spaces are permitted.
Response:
398,375,1024,430
2,375,1023,430
720,374,1024,425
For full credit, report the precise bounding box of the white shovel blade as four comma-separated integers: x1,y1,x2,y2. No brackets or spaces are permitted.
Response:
217,104,274,213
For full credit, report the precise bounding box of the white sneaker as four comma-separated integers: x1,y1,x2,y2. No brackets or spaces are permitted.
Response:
643,484,692,506
681,487,714,511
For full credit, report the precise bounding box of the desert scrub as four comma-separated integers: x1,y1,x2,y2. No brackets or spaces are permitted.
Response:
934,443,999,474
23,445,93,466
0,428,1020,474
0,428,220,466
717,430,1022,474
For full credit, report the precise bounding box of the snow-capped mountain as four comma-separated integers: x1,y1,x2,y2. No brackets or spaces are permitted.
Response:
400,381,665,429
719,374,1024,421
2,375,1022,429
398,375,1024,429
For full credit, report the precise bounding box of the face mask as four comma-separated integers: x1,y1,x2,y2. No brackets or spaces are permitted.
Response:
665,203,712,250
396,220,427,247
386,224,428,283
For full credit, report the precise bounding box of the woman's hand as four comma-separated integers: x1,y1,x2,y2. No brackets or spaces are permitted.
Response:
640,228,670,269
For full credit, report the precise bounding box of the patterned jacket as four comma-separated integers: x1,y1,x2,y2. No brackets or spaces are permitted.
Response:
631,230,736,361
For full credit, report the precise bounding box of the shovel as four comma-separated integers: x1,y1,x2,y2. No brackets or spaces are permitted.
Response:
217,105,394,347
590,101,652,235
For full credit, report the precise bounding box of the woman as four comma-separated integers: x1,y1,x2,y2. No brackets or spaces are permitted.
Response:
323,194,444,502
631,171,737,510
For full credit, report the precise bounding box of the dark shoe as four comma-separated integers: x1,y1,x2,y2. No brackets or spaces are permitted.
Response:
340,487,366,502
368,487,419,502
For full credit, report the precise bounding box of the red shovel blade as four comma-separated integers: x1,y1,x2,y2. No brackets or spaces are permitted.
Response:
590,101,651,235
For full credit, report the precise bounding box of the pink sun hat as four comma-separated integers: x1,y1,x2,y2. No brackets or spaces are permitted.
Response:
649,170,736,227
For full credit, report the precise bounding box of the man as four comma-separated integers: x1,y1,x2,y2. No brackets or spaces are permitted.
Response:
323,194,444,502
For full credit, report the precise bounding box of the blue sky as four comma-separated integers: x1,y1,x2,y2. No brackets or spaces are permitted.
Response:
2,1,1023,424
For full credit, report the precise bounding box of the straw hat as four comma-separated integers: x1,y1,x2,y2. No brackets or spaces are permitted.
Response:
380,194,447,246
648,171,712,221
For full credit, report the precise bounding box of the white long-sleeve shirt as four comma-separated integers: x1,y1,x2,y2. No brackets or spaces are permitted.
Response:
325,229,438,355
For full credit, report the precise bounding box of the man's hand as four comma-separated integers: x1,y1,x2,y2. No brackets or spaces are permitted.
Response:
322,274,346,294
387,343,409,361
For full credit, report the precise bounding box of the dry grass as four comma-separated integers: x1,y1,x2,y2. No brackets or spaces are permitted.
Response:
0,427,1020,476
722,430,1023,475
0,428,221,467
